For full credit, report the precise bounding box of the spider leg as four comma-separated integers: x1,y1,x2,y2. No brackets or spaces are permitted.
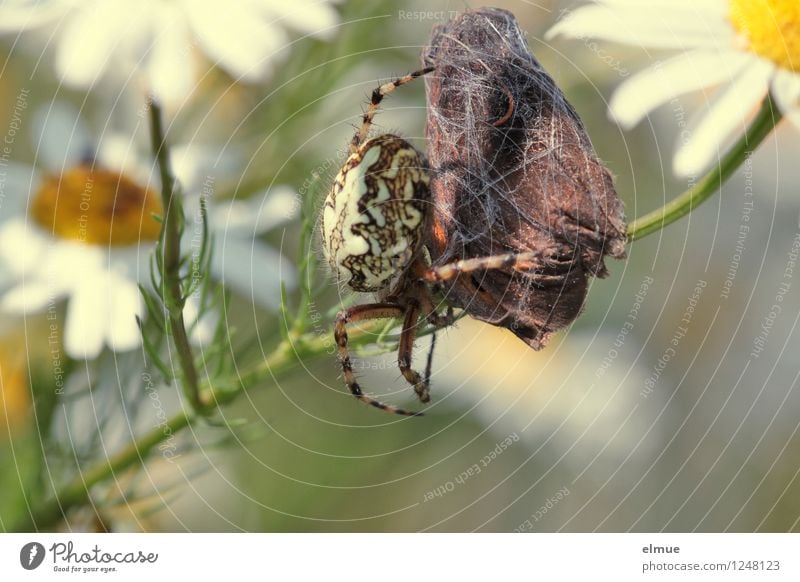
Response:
397,299,432,403
427,304,456,327
555,213,626,275
349,66,435,153
423,330,437,389
415,279,455,328
334,303,422,416
555,213,605,245
524,273,572,287
423,249,573,283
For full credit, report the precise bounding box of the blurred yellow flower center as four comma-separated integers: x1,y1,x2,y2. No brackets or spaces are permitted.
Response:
31,165,162,246
730,0,800,72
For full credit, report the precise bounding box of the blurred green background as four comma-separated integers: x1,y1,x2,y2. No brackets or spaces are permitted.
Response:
1,0,799,532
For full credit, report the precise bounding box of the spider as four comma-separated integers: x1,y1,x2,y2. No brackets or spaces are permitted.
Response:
321,67,568,416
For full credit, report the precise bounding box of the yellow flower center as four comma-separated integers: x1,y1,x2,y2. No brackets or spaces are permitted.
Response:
31,165,162,246
730,0,800,72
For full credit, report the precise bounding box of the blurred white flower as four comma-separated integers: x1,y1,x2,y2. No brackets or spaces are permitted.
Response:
181,181,298,346
166,142,299,313
548,0,800,177
0,103,297,359
196,185,298,307
0,0,341,103
435,321,666,459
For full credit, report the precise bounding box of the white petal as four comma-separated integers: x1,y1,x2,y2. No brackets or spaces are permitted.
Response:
0,219,48,277
170,144,239,196
218,185,298,236
108,244,153,283
599,0,727,15
146,2,194,104
31,101,92,171
257,0,340,39
170,146,206,195
64,279,107,359
212,237,296,311
771,69,800,130
183,292,218,348
610,50,752,129
94,132,134,171
673,61,774,177
104,271,143,352
94,132,154,189
1,281,55,313
101,3,160,99
182,0,288,82
546,4,733,50
43,240,103,283
0,0,74,32
54,1,129,88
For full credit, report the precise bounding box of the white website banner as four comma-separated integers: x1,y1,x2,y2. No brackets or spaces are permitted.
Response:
1,533,797,581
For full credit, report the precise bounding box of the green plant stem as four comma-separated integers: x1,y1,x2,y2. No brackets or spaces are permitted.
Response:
15,411,192,532
627,94,781,241
148,102,204,412
13,323,380,532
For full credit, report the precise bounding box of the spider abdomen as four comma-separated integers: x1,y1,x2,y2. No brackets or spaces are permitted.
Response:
322,135,429,293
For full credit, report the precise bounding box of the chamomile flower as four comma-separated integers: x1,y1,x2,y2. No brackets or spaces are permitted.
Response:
0,103,296,359
0,105,160,359
548,0,800,177
0,0,341,103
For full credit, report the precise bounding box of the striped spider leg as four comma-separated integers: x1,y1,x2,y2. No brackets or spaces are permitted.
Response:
333,268,444,416
348,67,434,155
423,248,580,348
424,247,576,284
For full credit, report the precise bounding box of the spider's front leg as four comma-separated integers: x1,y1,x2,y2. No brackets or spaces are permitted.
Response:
334,302,422,417
349,66,435,153
423,248,574,284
